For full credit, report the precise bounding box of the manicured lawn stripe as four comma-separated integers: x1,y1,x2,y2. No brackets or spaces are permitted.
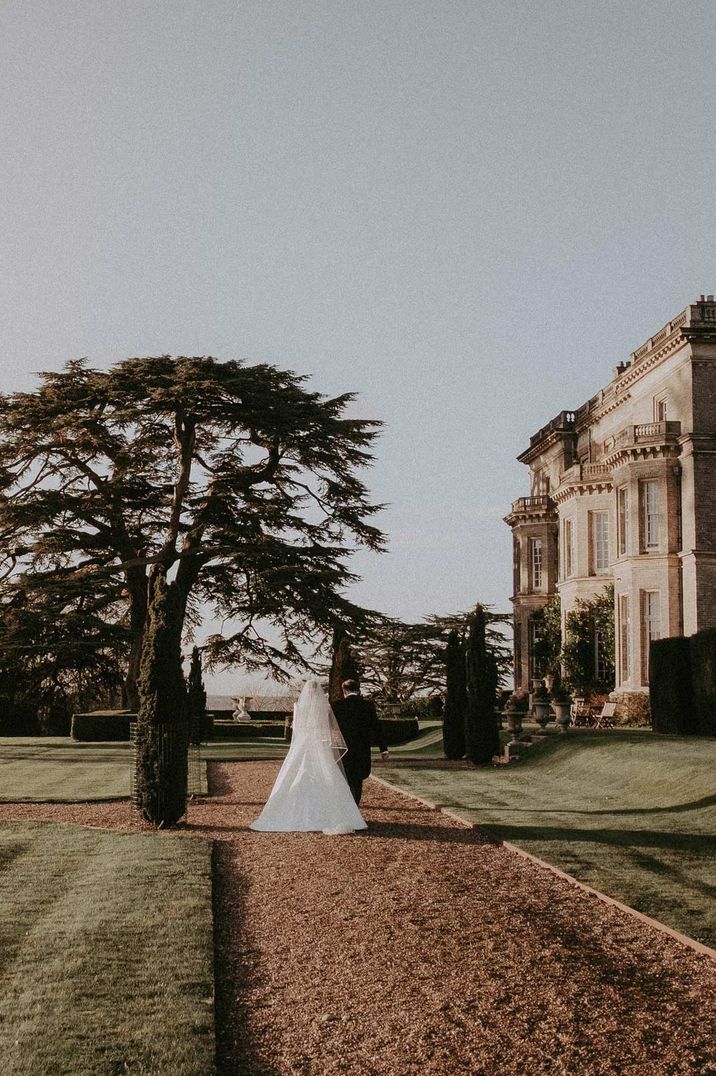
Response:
379,731,716,948
0,822,215,1075
0,741,208,801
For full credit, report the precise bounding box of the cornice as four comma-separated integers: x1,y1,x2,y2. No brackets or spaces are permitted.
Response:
552,479,613,505
603,442,681,469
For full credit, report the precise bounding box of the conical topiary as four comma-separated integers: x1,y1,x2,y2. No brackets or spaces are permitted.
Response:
328,626,361,704
134,573,189,825
464,604,500,765
187,646,208,745
442,629,466,759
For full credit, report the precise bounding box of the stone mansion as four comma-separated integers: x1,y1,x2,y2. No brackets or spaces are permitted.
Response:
505,295,716,698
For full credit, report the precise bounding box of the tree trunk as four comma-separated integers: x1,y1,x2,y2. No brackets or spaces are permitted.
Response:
133,571,189,825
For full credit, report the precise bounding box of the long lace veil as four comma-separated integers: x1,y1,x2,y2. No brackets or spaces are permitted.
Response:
291,679,347,763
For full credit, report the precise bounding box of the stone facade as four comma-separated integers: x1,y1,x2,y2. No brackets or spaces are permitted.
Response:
505,295,716,696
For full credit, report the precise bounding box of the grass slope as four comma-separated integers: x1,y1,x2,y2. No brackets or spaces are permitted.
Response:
0,823,214,1075
380,731,716,948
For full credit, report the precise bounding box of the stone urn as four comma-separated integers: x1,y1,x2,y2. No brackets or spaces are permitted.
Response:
551,696,571,732
505,709,524,743
505,690,529,743
533,686,551,730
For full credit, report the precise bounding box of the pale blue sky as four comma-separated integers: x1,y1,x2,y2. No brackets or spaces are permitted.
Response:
1,1,714,690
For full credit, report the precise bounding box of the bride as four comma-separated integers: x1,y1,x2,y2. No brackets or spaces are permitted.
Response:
250,678,368,834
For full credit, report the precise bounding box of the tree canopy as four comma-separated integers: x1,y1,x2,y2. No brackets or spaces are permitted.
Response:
0,356,385,708
352,608,512,703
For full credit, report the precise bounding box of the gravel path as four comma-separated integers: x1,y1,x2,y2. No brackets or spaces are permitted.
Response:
1,761,715,1075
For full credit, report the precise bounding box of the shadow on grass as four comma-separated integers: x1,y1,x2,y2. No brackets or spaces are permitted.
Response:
479,821,716,857
472,792,716,818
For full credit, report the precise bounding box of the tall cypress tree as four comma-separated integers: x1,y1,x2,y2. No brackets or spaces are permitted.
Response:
464,605,500,765
328,626,361,703
187,646,207,745
134,573,189,825
442,629,466,759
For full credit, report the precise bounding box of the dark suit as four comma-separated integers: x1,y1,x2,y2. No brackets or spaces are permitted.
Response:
332,693,388,805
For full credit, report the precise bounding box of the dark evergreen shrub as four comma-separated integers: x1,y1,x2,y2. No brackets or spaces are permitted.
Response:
134,574,189,826
0,698,40,736
464,606,500,765
38,699,72,737
328,627,361,704
443,629,466,759
649,637,695,734
72,710,134,741
187,647,208,744
688,628,716,737
378,717,419,745
562,585,615,695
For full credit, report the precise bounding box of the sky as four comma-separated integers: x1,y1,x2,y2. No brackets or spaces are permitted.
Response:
1,1,715,692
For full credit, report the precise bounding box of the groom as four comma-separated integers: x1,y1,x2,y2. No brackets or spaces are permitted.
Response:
332,679,390,805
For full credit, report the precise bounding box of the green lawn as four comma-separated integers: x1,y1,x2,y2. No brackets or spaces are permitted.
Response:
0,822,214,1075
0,729,441,801
380,730,716,948
0,739,210,801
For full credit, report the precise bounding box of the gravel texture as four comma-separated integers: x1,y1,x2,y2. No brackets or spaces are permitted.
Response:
1,761,715,1075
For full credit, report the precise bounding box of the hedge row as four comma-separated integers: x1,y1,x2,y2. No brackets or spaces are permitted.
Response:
213,719,287,740
649,628,716,736
378,717,420,745
67,712,421,744
71,711,135,741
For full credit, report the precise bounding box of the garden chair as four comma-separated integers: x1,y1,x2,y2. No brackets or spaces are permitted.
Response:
593,701,616,728
569,697,590,726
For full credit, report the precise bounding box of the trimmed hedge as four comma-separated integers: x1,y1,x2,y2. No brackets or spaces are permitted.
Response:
689,628,716,736
210,715,420,745
213,720,287,740
378,717,420,745
71,710,135,742
650,629,716,737
649,638,694,734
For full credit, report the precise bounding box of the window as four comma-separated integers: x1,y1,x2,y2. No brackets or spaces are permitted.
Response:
617,486,629,556
641,591,661,684
530,538,543,591
641,480,660,550
655,396,668,422
618,594,631,684
590,511,609,574
564,519,574,578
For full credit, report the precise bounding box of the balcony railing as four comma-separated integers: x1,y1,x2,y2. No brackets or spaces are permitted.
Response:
559,461,612,485
612,420,681,450
509,495,554,514
528,410,576,449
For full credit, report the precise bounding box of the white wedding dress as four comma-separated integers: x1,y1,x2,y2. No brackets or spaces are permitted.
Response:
250,679,368,834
